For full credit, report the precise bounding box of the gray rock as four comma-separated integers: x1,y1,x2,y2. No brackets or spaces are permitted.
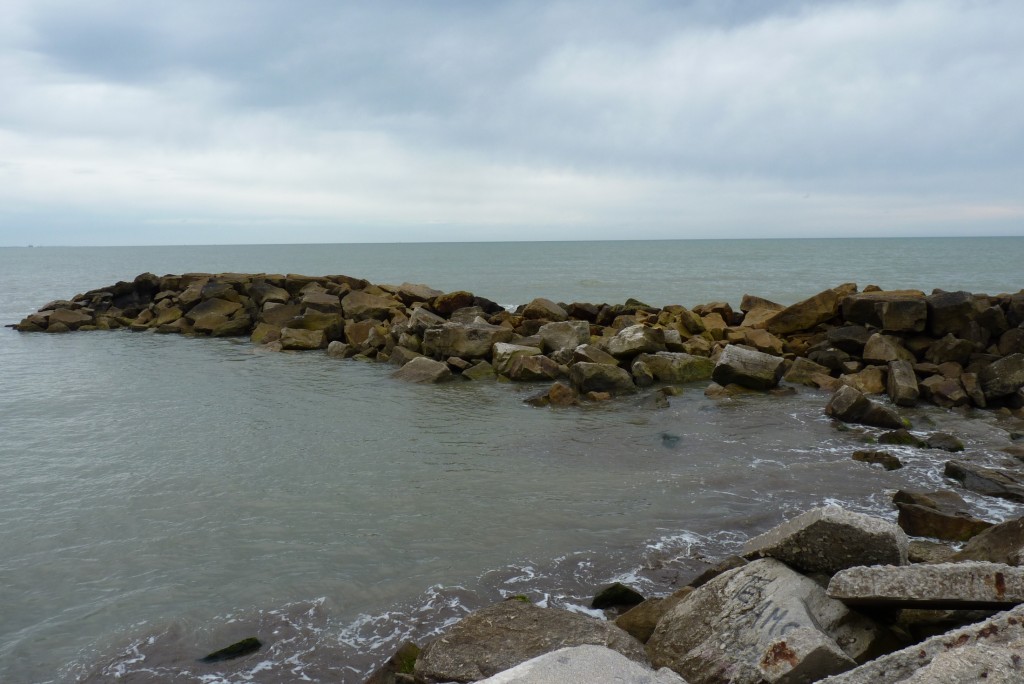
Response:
840,290,926,327
863,333,916,365
607,325,667,358
396,282,444,305
764,288,842,335
476,645,686,684
887,360,920,407
568,362,637,395
634,352,715,384
924,334,975,365
953,516,1024,565
537,320,591,353
784,356,835,387
819,604,1024,683
711,345,785,390
279,327,327,350
826,385,907,429
406,306,447,334
422,322,515,360
827,325,873,354
742,505,909,574
414,601,647,683
877,298,927,333
506,354,560,382
647,558,885,684
980,353,1024,400
185,297,242,322
391,357,453,383
926,290,977,338
571,344,619,366
341,290,401,321
522,297,568,321
828,562,1024,609
492,343,542,376
944,461,1024,503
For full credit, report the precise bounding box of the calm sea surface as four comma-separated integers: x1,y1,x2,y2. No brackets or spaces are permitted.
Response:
1,238,1023,683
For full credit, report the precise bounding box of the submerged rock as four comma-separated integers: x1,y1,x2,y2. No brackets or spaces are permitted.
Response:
711,345,785,390
198,637,262,663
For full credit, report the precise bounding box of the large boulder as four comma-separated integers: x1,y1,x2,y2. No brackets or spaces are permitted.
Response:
862,334,916,365
283,311,343,341
926,290,977,338
572,344,619,366
953,516,1024,565
522,297,568,322
568,362,636,395
924,334,975,365
476,645,685,684
743,506,908,574
46,308,94,330
341,290,401,321
840,290,926,327
827,562,1024,609
784,356,835,387
414,600,647,683
893,490,993,542
764,287,845,335
607,325,667,358
634,352,715,384
185,297,242,322
279,328,327,350
248,281,290,307
492,343,542,376
537,320,590,353
422,322,515,360
648,559,887,684
825,385,906,429
979,353,1024,400
876,297,928,333
818,604,1024,683
396,282,444,305
711,345,785,390
886,359,919,407
506,355,560,382
391,356,453,383
944,461,1024,503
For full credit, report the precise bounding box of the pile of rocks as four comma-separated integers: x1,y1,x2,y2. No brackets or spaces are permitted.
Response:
366,506,1024,683
11,275,1024,414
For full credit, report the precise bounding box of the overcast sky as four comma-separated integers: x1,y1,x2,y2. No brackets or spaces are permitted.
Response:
1,0,1022,245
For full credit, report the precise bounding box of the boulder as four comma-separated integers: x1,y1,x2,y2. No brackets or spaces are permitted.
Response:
648,559,886,684
210,315,252,337
568,362,636,395
711,345,785,390
876,298,928,333
432,290,475,316
364,641,421,684
462,361,496,381
259,303,302,327
413,600,647,683
925,334,975,365
827,562,1024,609
607,325,667,358
422,322,515,360
980,353,1024,400
764,287,843,335
492,343,542,376
406,306,446,334
537,320,590,353
192,312,230,334
391,357,453,384
893,490,992,542
614,588,694,644
522,297,568,322
953,516,1024,565
301,291,342,314
862,334,916,365
919,375,970,408
852,450,902,470
153,306,184,327
840,290,926,327
475,645,685,684
248,281,290,307
47,308,94,330
387,346,423,367
742,506,908,574
944,461,1024,503
506,355,560,382
840,366,887,395
926,290,977,338
827,326,873,355
396,282,444,305
283,311,343,341
825,385,906,429
784,357,834,387
571,344,619,366
185,297,242,322
591,583,645,610
634,352,715,384
525,381,578,407
279,328,327,350
923,432,964,452
342,290,400,321
886,359,919,407
819,604,1024,683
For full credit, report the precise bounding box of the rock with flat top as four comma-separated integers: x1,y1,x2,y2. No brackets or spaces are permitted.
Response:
568,362,636,395
279,328,327,350
391,357,453,383
819,604,1024,683
826,385,906,429
422,322,515,360
944,461,1024,503
827,562,1024,609
492,343,542,376
764,287,843,335
607,325,667,358
522,297,568,322
711,345,785,390
893,489,993,542
537,320,590,353
342,290,400,321
634,352,715,384
980,353,1024,400
743,505,908,574
476,645,686,684
648,558,886,684
414,600,647,683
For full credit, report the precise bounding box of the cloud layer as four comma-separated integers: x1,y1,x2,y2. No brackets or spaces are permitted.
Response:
1,0,1022,244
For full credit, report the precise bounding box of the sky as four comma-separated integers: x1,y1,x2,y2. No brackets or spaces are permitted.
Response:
0,0,1022,246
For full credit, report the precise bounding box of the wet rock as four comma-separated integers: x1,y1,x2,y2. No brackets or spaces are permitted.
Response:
198,636,262,663
711,345,785,390
280,328,327,350
413,600,647,683
689,556,749,588
764,287,843,335
364,641,420,684
634,352,715,384
259,302,302,327
944,461,1024,503
592,582,645,610
852,450,903,470
248,281,290,307
923,432,964,452
647,558,886,684
783,356,833,387
506,354,560,382
614,588,694,644
571,343,619,365
391,357,453,384
886,359,919,407
980,353,1024,400
820,604,1024,683
878,428,926,447
841,366,887,395
863,333,916,365
422,322,515,360
828,562,1024,609
283,311,343,341
462,360,496,381
826,385,907,430
46,308,94,330
827,325,873,355
568,362,636,395
387,346,423,367
607,325,667,358
742,505,908,574
924,334,975,366
893,489,993,542
953,516,1024,565
810,348,853,373
475,645,685,684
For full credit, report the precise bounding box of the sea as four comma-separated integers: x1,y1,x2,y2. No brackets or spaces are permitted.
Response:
1,237,1023,683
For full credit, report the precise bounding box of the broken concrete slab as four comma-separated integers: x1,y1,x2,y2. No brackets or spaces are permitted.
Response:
476,645,687,684
828,562,1024,609
743,505,909,574
819,604,1024,683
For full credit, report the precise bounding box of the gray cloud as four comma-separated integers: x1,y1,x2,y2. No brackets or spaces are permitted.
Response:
0,0,1021,244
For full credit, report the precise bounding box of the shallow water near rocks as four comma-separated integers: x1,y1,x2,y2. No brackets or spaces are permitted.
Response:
1,239,1023,683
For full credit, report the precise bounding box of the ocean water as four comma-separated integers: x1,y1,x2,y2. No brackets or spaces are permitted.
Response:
1,238,1023,683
